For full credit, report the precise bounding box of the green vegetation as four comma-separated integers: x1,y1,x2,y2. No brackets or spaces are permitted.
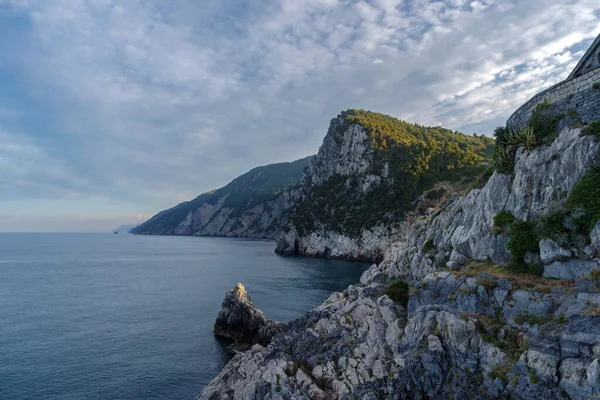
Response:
582,121,600,138
488,364,511,385
386,280,410,308
528,101,559,146
426,187,447,201
473,311,528,384
506,220,538,262
493,143,516,175
132,156,312,234
506,220,542,275
493,210,516,231
492,101,564,174
565,167,600,234
537,208,571,245
507,127,539,150
422,238,435,253
514,313,554,326
314,377,330,391
291,109,494,235
497,167,599,273
529,370,541,384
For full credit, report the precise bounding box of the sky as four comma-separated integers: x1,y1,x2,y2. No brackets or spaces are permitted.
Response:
0,0,599,232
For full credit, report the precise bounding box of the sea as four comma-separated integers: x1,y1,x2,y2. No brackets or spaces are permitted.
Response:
0,233,369,399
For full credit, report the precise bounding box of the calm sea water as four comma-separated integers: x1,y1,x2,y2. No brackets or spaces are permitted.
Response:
0,233,368,400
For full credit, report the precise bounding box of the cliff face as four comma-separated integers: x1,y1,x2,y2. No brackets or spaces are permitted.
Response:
198,127,600,400
132,157,312,239
276,110,494,262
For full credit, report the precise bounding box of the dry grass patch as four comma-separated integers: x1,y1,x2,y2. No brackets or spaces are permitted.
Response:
452,263,576,292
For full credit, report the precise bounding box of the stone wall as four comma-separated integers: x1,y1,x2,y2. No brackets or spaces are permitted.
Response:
507,67,600,129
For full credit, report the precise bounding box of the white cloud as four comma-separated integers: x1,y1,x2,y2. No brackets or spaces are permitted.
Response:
0,0,599,229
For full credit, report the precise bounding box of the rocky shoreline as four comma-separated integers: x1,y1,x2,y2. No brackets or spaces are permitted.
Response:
198,126,600,399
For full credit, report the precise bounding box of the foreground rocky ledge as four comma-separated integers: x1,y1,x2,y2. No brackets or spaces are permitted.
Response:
200,272,600,400
199,126,600,399
214,283,282,350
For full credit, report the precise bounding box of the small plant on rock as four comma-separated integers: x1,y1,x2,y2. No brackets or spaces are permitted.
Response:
386,280,410,308
528,101,558,145
493,210,516,232
506,220,542,275
582,121,600,139
493,143,516,174
508,127,539,150
422,237,435,253
565,167,600,234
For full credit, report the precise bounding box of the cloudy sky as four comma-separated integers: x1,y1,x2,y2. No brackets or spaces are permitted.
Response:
0,0,599,232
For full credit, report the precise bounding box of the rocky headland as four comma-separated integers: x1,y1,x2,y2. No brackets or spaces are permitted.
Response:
199,125,600,400
198,35,600,400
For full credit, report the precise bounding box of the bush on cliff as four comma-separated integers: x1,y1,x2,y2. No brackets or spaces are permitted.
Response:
492,101,563,174
493,210,516,232
582,121,600,138
528,101,559,145
386,280,410,308
565,166,600,234
506,220,542,275
493,144,516,175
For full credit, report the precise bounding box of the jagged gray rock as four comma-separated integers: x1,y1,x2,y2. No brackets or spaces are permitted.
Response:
363,127,600,282
543,259,600,279
539,239,572,264
198,126,600,400
199,273,600,400
213,283,283,349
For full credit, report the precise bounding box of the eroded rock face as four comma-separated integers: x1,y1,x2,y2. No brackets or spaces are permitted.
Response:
275,225,397,262
213,283,282,349
539,239,572,264
199,274,600,400
364,127,600,282
199,127,600,399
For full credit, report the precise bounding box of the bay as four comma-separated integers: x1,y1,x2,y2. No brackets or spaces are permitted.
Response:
0,233,368,399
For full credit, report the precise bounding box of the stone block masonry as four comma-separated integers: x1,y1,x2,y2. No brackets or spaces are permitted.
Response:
507,67,600,130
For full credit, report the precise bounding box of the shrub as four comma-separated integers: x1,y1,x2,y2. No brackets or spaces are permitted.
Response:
590,269,600,281
538,208,570,241
494,210,516,230
514,313,553,326
528,101,558,145
386,280,410,308
508,127,539,150
493,126,510,145
422,238,435,252
506,220,539,264
506,261,543,276
425,187,446,201
314,377,330,391
488,363,511,385
493,144,516,174
582,121,600,138
593,82,600,90
566,167,600,234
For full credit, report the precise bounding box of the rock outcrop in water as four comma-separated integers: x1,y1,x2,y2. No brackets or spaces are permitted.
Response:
198,125,600,400
214,283,283,350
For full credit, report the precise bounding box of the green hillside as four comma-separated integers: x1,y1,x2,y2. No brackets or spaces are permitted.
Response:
132,156,312,234
291,110,495,235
